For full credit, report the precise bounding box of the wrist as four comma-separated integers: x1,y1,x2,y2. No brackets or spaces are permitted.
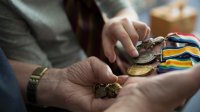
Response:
36,68,62,106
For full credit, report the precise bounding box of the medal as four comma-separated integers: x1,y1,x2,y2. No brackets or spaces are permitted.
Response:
127,65,153,76
93,84,107,98
167,32,200,48
153,36,165,45
133,51,156,64
94,83,122,98
106,83,122,98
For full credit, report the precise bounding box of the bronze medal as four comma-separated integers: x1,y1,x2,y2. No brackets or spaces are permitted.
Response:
127,65,153,76
94,83,122,98
106,83,122,98
133,51,156,64
93,84,107,98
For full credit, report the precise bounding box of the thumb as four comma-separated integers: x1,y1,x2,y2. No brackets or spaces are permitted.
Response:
89,57,118,84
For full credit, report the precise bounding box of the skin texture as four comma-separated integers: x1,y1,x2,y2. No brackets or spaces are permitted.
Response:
105,64,200,112
7,6,200,112
10,56,200,112
102,8,150,63
10,57,119,112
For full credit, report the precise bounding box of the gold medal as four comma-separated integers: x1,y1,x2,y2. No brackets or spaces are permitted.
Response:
127,65,153,76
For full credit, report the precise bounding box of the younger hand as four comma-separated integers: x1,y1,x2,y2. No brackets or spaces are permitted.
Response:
102,17,150,63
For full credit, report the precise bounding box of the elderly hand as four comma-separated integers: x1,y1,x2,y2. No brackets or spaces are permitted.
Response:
105,64,200,112
37,57,120,112
102,16,150,63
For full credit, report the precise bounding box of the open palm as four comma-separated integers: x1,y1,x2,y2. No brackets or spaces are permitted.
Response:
51,57,118,112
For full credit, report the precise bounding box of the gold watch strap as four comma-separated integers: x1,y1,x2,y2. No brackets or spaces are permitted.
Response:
27,67,48,103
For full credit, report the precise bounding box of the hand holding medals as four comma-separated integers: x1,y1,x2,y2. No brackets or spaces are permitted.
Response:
127,32,200,76
94,32,200,99
127,36,165,76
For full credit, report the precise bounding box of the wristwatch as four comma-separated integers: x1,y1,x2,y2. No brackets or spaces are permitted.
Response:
27,67,48,103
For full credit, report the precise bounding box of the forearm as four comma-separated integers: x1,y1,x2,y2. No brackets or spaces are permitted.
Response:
8,59,59,106
9,60,39,99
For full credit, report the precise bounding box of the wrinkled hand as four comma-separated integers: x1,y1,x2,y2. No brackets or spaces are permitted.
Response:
105,64,200,112
38,57,120,112
102,17,150,63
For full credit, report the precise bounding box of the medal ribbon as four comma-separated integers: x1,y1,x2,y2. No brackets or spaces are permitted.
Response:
157,33,200,74
167,32,200,48
162,46,200,61
157,58,194,73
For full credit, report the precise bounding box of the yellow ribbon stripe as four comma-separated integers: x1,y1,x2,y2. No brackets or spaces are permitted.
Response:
160,59,193,68
162,46,200,58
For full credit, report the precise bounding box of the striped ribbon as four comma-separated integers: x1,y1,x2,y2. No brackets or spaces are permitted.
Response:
167,32,200,48
157,33,200,74
161,46,200,61
157,58,194,73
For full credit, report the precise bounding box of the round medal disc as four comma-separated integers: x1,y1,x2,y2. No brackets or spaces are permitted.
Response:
127,65,153,76
133,51,156,64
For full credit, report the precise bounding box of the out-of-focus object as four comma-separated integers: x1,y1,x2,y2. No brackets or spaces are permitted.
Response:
150,0,197,36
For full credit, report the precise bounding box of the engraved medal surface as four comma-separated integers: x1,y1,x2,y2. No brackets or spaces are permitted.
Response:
133,51,156,64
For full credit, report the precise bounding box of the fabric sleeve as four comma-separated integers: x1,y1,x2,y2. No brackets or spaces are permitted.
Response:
95,0,133,18
0,48,27,112
0,1,52,67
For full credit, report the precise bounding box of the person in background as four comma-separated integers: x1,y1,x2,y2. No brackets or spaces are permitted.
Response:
1,1,200,112
0,0,149,111
0,0,149,71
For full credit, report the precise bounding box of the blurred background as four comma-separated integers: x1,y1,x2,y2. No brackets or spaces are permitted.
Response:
128,0,200,37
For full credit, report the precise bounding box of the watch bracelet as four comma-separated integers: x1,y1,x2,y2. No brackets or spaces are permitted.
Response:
27,67,48,104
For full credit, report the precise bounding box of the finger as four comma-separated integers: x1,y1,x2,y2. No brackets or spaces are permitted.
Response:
89,57,118,83
149,64,200,107
117,75,129,85
116,56,128,74
133,21,150,41
144,25,151,40
111,23,138,57
121,18,139,46
102,34,116,63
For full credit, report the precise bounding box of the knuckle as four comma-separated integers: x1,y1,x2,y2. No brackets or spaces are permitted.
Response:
122,18,129,23
119,32,129,40
140,23,149,30
88,56,98,62
130,33,139,40
110,22,119,29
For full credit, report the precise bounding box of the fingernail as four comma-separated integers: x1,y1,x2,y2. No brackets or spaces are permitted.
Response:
130,50,139,57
